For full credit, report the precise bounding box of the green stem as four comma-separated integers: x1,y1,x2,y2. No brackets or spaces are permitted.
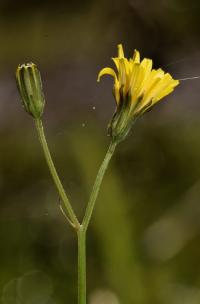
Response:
35,119,116,304
78,226,86,304
34,118,80,230
82,140,117,231
77,140,116,304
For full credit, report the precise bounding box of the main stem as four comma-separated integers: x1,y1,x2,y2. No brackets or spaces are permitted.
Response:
78,226,86,304
78,140,117,304
34,118,80,230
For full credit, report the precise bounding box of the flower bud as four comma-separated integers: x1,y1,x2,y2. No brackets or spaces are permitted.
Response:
16,63,45,118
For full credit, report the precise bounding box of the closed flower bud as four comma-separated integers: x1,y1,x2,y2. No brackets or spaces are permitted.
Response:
16,63,45,118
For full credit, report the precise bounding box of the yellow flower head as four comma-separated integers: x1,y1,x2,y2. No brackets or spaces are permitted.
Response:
97,44,179,142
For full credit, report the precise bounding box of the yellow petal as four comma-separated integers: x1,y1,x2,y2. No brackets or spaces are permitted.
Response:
117,44,124,58
112,57,120,70
129,63,140,93
141,77,162,107
114,80,120,104
130,63,146,108
133,66,145,96
97,67,117,82
155,68,165,78
142,69,163,93
133,50,140,63
141,58,152,79
152,87,174,103
153,79,179,102
118,59,127,86
134,59,153,97
150,74,174,98
112,57,130,74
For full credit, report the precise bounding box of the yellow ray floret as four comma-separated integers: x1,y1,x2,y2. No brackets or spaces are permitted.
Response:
97,44,179,115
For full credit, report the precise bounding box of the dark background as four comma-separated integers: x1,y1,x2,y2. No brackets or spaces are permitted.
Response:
1,0,200,303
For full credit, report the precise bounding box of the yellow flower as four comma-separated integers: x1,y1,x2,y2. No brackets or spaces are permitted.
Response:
97,44,179,142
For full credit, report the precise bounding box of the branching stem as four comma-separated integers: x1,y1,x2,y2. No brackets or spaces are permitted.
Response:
34,118,117,304
34,118,80,230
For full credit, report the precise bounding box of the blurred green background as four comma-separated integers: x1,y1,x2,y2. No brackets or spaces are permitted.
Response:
1,0,200,303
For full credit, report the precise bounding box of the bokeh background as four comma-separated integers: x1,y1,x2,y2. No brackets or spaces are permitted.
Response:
1,0,200,303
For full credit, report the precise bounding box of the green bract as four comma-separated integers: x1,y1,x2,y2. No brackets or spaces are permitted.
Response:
16,63,45,118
